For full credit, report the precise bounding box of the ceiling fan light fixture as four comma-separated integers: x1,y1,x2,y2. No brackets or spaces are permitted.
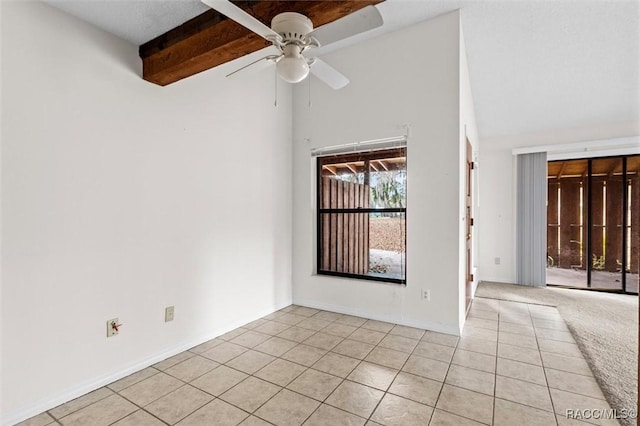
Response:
201,1,384,89
276,45,309,83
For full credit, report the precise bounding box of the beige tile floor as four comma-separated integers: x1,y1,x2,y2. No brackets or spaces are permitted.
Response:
19,299,620,426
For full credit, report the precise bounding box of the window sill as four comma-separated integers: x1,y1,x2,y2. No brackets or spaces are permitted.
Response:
317,270,406,285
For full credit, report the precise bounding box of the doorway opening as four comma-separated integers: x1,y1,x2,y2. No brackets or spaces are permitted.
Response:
546,155,639,294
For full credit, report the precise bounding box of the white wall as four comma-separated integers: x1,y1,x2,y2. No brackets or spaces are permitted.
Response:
477,120,640,284
0,0,4,418
292,12,465,335
1,2,292,423
459,22,480,325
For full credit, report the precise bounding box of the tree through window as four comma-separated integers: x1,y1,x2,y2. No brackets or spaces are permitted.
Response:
317,147,406,284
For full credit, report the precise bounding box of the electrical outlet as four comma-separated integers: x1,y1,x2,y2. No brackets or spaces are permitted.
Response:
422,289,431,301
165,306,175,322
495,257,501,265
107,318,120,337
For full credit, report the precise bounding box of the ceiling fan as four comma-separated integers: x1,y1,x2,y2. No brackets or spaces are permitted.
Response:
200,0,384,89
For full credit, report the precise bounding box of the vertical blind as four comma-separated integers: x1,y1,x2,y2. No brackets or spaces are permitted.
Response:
516,152,547,286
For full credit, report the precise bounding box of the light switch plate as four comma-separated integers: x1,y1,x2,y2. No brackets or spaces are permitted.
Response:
165,306,175,322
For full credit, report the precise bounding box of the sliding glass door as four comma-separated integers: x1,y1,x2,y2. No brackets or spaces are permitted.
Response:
547,155,639,294
626,155,640,293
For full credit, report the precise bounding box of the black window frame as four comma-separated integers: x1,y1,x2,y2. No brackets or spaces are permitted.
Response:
316,147,407,285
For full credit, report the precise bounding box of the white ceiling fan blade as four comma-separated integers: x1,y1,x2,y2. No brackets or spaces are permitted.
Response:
310,58,349,90
201,0,281,42
308,6,383,47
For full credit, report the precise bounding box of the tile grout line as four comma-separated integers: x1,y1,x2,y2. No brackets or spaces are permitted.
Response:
432,306,498,424
251,308,376,424
301,313,436,423
106,405,172,426
115,381,191,424
311,307,504,426
219,308,366,424
492,302,500,426
423,328,459,426
445,299,500,425
360,325,425,424
173,307,326,424
529,303,561,426
298,312,394,424
45,389,115,423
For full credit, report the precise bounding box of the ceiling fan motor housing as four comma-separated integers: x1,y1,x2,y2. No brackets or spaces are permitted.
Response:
271,12,313,45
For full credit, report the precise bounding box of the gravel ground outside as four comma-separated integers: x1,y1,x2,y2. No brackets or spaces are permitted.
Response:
369,217,405,253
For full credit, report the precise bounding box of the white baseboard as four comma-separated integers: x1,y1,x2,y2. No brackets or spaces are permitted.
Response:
292,298,460,336
3,301,291,426
478,278,517,285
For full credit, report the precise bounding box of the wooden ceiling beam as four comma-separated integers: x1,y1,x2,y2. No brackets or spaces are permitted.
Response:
607,162,620,178
323,165,338,176
140,0,384,86
556,162,567,180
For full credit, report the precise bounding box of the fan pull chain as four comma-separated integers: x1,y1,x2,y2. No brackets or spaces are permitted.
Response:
308,75,312,108
274,67,278,108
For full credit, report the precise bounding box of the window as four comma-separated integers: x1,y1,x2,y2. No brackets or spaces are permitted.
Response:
317,147,407,284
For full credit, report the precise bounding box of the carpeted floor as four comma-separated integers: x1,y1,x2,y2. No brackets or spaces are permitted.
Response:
476,281,638,426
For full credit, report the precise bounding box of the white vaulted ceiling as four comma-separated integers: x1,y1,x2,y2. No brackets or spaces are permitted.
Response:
45,0,211,46
44,0,640,139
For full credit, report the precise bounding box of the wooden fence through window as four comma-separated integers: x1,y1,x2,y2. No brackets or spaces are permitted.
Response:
547,158,639,275
321,177,370,275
